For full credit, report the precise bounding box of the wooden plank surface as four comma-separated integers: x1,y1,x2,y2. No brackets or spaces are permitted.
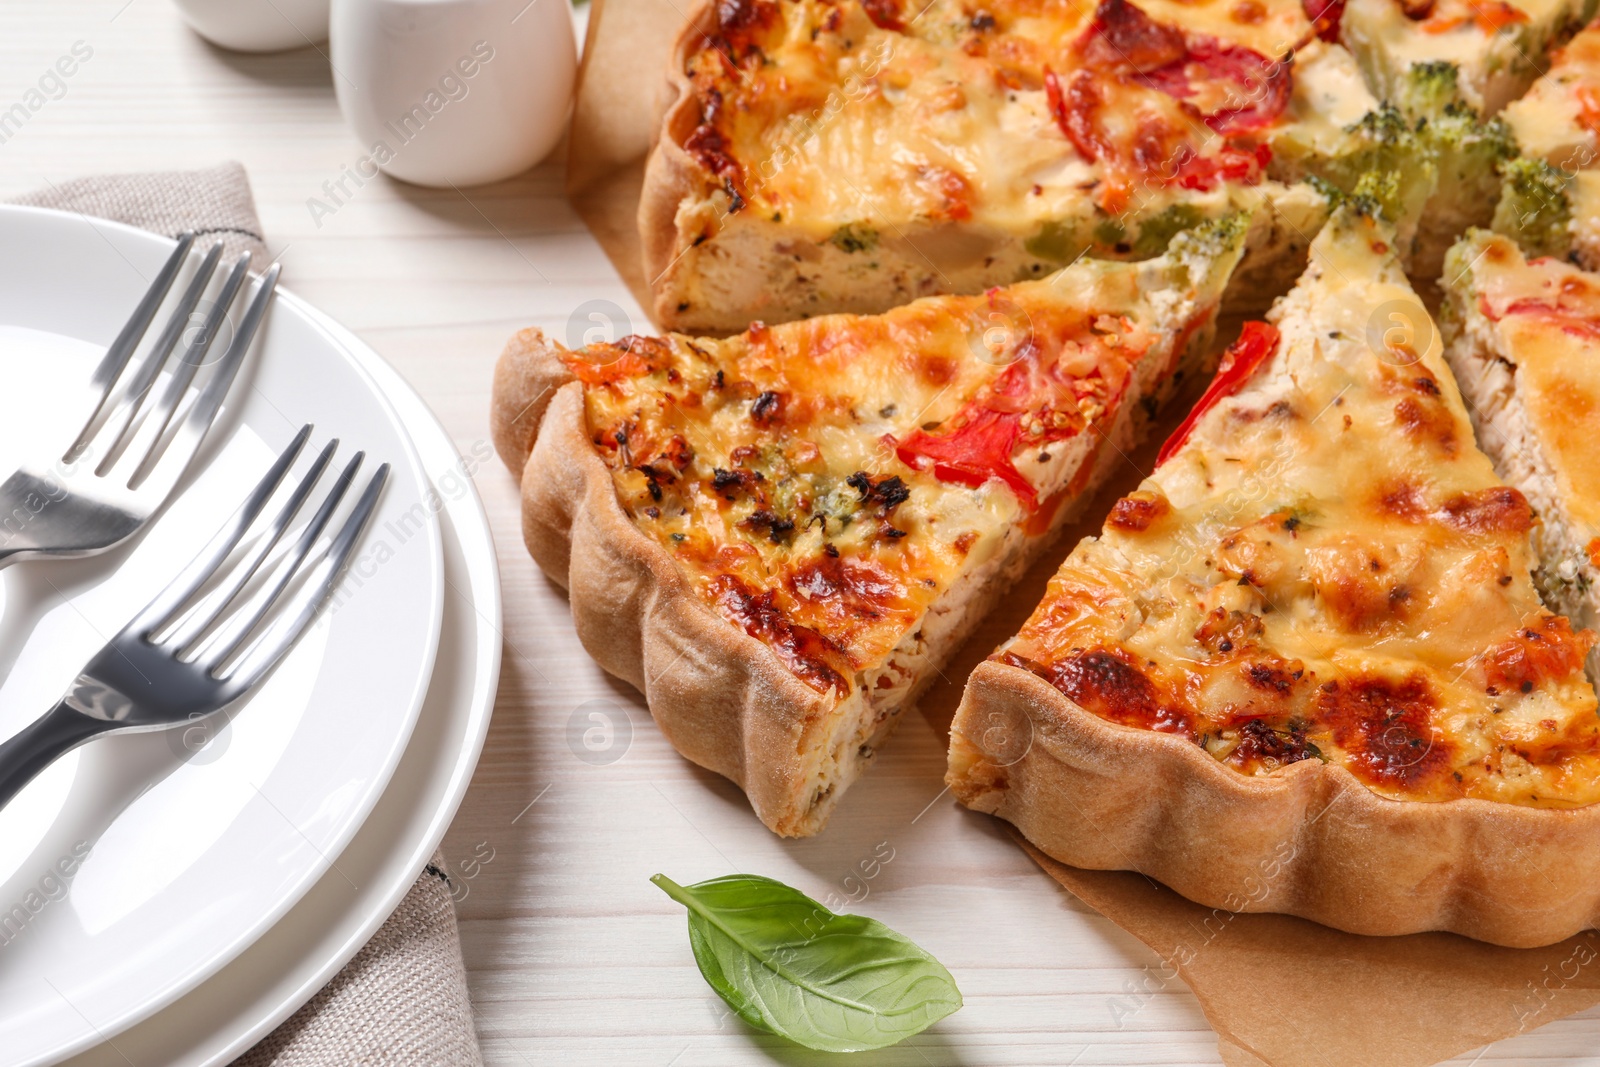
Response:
1,2,1598,1063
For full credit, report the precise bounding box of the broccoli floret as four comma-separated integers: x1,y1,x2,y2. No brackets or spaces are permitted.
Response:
1307,174,1390,221
1309,105,1435,225
1305,173,1344,206
1419,106,1517,230
1032,204,1236,264
1405,60,1465,116
1425,106,1516,165
1161,211,1251,288
1025,220,1085,263
1493,157,1574,257
1424,106,1516,180
1352,171,1403,217
1310,98,1512,246
1093,217,1126,248
1172,211,1250,255
1130,204,1205,258
1345,103,1414,146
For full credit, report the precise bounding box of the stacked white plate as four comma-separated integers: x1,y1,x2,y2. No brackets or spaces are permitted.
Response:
0,206,500,1067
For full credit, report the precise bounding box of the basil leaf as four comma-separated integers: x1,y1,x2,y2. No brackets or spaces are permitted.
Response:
651,872,962,1053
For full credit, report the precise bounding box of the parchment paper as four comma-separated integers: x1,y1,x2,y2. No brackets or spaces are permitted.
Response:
562,2,1600,1061
566,0,686,314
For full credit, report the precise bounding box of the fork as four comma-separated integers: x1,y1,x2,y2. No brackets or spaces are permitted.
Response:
0,232,280,566
0,424,388,811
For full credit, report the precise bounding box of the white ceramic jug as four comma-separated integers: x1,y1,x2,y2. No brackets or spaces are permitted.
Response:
330,0,577,187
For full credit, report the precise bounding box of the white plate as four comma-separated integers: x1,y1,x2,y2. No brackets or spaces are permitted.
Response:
0,207,444,1067
52,312,501,1067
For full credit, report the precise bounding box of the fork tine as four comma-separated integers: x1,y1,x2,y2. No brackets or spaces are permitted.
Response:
162,437,339,654
93,240,225,471
129,261,279,493
218,463,388,689
65,232,196,462
118,252,251,483
128,424,313,636
199,450,364,665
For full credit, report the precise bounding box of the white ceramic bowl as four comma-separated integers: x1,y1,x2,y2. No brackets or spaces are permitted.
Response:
330,0,577,187
172,0,331,52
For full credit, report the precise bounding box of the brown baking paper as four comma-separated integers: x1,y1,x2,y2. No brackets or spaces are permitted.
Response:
566,0,685,318
563,4,1600,1062
1017,833,1600,1067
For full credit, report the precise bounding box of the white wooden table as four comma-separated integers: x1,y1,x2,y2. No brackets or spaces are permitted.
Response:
3,3,1599,1064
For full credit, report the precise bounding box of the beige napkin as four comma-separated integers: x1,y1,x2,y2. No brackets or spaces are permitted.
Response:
9,164,483,1067
233,860,483,1067
11,163,269,264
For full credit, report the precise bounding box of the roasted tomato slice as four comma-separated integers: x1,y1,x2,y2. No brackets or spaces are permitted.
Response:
1156,320,1280,467
1302,0,1344,41
1165,38,1291,135
1078,0,1188,71
1051,0,1288,203
894,331,1125,511
895,407,1037,508
1488,293,1600,341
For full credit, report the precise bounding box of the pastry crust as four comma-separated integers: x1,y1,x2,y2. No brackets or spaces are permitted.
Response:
492,329,835,833
949,660,1600,949
636,2,712,330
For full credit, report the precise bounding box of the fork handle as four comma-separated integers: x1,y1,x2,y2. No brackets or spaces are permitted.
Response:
0,704,109,812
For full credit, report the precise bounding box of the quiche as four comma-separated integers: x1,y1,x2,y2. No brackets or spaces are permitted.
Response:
1495,18,1600,261
491,219,1245,836
640,0,1439,333
1339,0,1592,119
1443,228,1600,678
946,207,1600,947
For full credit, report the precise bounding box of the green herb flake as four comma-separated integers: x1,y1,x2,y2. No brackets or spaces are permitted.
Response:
828,222,879,253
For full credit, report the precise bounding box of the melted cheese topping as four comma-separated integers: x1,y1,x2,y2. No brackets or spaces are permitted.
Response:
569,240,1234,701
1504,19,1600,169
1278,38,1382,150
1001,210,1600,805
681,0,1370,248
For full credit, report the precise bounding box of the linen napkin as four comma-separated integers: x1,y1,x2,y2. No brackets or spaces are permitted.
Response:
9,164,483,1067
11,163,269,264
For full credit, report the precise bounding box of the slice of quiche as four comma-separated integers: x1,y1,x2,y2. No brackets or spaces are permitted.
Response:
948,206,1600,947
1493,19,1600,262
1443,228,1600,678
492,219,1246,836
1502,16,1600,168
643,0,1405,333
1339,0,1592,118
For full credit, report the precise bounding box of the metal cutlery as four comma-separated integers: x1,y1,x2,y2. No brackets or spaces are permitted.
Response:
0,232,279,567
0,425,388,811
